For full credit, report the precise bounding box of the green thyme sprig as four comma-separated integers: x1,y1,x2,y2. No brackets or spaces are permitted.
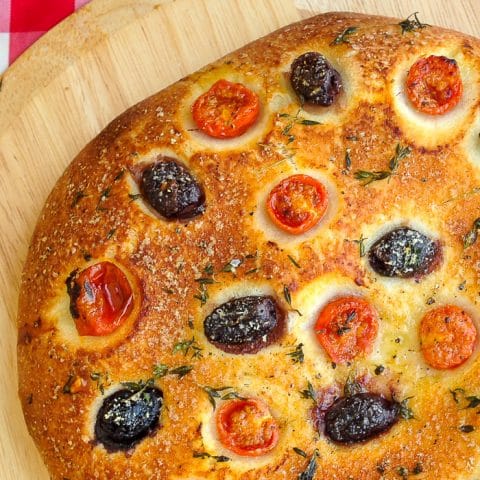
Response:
398,12,429,34
331,26,357,45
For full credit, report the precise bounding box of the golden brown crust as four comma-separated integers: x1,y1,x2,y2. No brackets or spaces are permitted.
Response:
18,11,480,479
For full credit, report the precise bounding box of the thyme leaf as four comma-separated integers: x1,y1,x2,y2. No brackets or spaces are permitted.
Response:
345,149,352,171
398,12,429,34
169,365,193,378
283,285,302,316
463,218,480,248
354,170,391,185
287,343,305,364
293,447,307,458
352,234,367,257
128,193,142,202
202,385,235,409
331,26,357,45
298,450,319,480
399,396,415,420
71,191,87,208
173,337,203,358
193,451,230,462
300,381,317,402
288,255,301,268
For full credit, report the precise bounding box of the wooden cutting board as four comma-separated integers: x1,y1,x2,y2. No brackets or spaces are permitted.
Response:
0,0,477,478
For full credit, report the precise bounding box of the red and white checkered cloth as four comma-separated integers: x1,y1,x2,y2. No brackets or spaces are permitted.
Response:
0,0,90,73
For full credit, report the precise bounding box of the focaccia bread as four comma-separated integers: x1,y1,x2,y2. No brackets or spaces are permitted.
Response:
17,11,480,480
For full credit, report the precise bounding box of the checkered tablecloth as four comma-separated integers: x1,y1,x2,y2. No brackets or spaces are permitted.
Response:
0,0,90,74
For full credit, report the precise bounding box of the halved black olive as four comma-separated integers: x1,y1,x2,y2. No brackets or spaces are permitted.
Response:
324,393,400,444
290,52,342,106
95,386,163,452
368,227,440,278
203,295,285,354
140,158,206,220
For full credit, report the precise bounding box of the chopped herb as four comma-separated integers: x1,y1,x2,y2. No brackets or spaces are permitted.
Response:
287,343,305,364
82,251,92,261
121,378,155,395
288,254,301,268
374,365,385,375
222,258,242,273
344,375,366,397
114,170,125,181
169,365,193,378
153,364,169,378
283,285,302,316
331,26,357,45
345,150,352,171
450,387,465,404
204,263,214,275
193,451,230,462
398,12,429,34
459,424,475,433
173,337,203,358
106,228,116,240
202,385,234,409
194,277,215,285
293,447,307,458
399,397,414,420
194,284,209,305
354,170,391,185
245,268,259,275
298,450,319,480
413,463,423,474
397,466,409,478
463,218,480,248
466,395,480,409
90,372,107,395
300,381,317,402
299,119,322,126
71,191,87,208
62,374,75,394
389,143,412,172
426,296,435,305
352,234,367,257
355,143,411,185
128,193,142,202
221,391,246,401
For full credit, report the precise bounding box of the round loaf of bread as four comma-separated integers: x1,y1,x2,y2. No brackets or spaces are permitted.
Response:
18,12,480,480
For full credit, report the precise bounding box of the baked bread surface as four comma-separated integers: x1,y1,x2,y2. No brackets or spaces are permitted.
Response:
17,11,480,480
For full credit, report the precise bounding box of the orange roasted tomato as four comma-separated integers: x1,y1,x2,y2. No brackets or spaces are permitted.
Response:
406,55,463,115
420,305,477,370
67,261,133,336
192,79,260,138
315,296,379,364
266,174,328,235
216,398,279,456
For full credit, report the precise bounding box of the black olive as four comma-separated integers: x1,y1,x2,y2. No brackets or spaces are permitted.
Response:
368,227,440,278
290,52,342,106
140,158,206,220
95,386,163,452
203,296,285,354
324,393,400,444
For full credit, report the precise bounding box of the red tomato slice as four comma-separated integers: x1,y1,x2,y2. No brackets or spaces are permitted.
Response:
315,296,379,364
71,261,133,336
216,398,279,456
406,55,463,115
420,305,477,370
266,174,328,235
192,79,260,138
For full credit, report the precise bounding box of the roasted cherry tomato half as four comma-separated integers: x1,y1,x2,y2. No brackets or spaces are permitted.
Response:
192,79,260,138
216,398,279,456
315,296,379,364
266,174,328,235
420,305,477,369
406,55,463,115
67,261,133,336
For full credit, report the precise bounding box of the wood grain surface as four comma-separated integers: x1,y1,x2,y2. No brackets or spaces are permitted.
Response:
0,0,477,478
